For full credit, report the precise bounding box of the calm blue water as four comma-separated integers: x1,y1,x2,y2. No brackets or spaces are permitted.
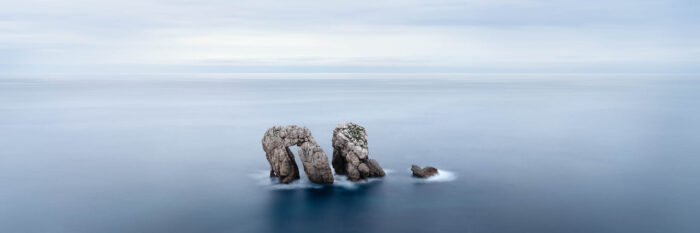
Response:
1,74,698,233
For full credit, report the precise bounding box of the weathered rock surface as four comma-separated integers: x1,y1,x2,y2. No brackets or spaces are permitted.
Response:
411,165,438,178
332,122,385,181
262,125,334,184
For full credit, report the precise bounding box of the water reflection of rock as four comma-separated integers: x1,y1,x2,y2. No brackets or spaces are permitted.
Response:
264,182,383,233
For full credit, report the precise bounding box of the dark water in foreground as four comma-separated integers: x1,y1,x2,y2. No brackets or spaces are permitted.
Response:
1,74,699,233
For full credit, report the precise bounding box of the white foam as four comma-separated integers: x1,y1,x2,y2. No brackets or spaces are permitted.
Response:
249,170,386,190
411,169,457,183
331,175,359,190
249,170,323,190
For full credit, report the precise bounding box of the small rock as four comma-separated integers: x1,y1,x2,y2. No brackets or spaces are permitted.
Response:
411,165,438,178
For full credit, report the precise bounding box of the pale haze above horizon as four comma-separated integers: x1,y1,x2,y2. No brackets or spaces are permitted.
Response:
1,0,698,74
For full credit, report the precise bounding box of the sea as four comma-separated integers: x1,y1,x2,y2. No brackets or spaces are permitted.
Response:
1,73,698,233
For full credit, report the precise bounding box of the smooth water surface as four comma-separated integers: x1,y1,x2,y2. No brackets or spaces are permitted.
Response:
1,74,698,233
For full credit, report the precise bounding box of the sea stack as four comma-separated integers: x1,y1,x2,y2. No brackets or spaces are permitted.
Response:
262,125,334,184
411,165,438,178
332,122,385,181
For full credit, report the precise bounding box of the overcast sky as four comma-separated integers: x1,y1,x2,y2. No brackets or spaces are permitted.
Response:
1,0,698,73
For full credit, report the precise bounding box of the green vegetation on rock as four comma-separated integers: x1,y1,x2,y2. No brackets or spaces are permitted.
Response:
345,123,365,142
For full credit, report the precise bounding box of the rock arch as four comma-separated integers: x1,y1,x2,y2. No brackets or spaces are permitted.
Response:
262,125,334,184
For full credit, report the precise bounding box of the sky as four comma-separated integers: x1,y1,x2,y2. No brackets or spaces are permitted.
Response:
1,0,698,73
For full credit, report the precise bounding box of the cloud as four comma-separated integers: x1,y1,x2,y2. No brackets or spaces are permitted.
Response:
0,0,698,73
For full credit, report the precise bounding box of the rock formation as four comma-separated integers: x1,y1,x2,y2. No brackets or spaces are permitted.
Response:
332,122,385,181
411,165,438,178
262,125,334,184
